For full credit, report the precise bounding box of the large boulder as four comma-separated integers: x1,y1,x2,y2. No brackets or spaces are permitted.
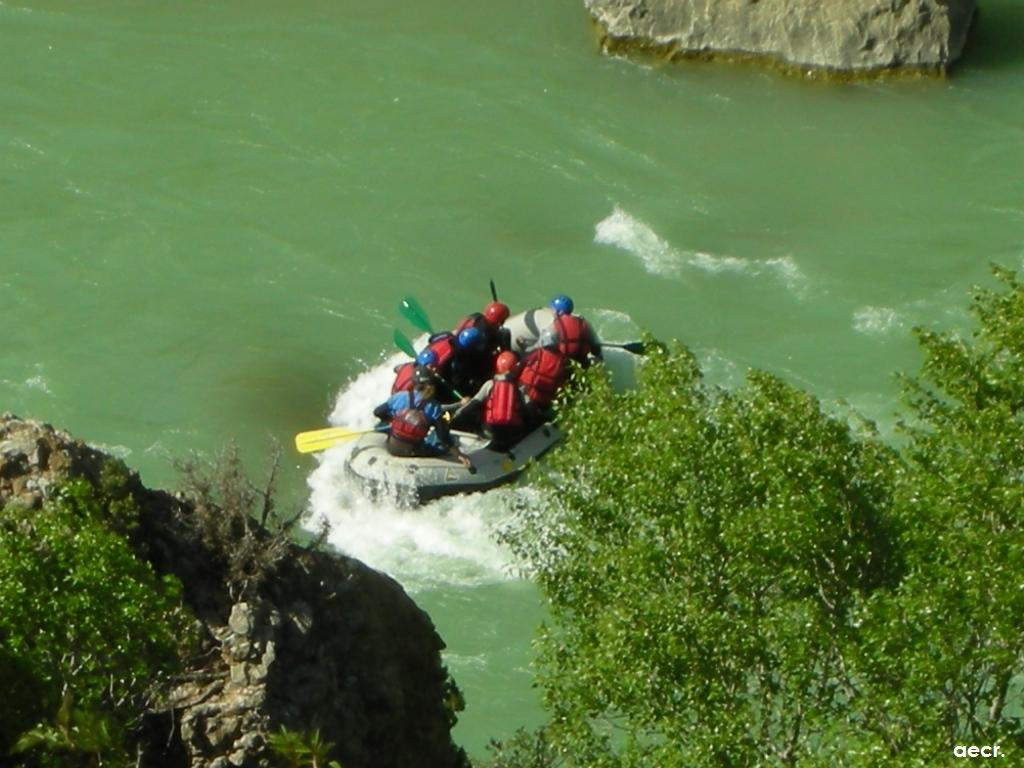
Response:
0,414,468,768
584,0,977,75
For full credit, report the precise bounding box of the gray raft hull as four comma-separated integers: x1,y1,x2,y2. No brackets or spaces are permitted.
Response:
345,423,561,504
504,307,555,355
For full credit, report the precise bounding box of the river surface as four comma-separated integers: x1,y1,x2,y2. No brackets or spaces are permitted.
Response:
3,0,1024,757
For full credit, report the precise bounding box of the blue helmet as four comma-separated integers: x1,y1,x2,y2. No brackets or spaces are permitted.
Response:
457,327,483,349
549,294,574,316
416,348,438,367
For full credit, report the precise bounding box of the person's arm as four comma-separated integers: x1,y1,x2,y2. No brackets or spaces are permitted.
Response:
443,430,473,469
433,415,452,446
375,391,409,422
452,398,482,423
442,385,481,415
432,415,471,463
429,405,473,468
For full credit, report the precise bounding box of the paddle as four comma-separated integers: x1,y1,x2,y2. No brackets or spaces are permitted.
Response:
602,341,652,355
295,426,375,454
489,279,498,301
399,296,435,334
392,329,417,358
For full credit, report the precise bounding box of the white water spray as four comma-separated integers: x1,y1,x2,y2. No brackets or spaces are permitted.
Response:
303,352,527,592
595,206,806,294
303,323,642,593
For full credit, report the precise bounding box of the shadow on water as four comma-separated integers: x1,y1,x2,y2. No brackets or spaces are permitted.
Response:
961,4,1024,71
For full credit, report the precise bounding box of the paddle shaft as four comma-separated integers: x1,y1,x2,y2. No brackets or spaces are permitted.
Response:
601,341,648,354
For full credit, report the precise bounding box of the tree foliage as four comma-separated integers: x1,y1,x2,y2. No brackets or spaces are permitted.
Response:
268,727,344,768
875,266,1024,754
0,468,193,767
492,267,1024,766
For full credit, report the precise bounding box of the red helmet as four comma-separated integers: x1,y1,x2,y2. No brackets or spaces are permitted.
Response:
494,351,519,375
483,301,510,326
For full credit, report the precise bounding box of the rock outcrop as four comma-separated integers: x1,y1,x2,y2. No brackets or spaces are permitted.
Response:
0,414,468,768
584,0,977,76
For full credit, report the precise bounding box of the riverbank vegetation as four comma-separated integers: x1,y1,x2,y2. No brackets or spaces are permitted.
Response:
0,448,318,768
0,465,193,768
487,267,1024,765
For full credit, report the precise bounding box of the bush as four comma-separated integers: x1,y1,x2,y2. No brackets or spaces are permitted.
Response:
174,442,307,601
268,727,343,768
0,477,193,767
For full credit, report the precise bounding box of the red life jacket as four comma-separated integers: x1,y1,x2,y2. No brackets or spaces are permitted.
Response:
391,362,414,394
390,406,430,444
484,377,522,428
553,314,591,361
427,334,456,370
517,349,565,406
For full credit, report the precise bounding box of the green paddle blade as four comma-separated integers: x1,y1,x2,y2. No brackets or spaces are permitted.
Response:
393,329,417,358
399,296,434,334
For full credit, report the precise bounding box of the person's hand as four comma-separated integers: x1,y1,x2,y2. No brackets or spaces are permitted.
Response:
456,453,474,471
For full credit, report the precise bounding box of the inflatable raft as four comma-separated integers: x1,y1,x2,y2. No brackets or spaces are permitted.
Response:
504,306,555,355
345,423,561,505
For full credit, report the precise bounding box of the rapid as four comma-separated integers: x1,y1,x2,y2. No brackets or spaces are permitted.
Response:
2,0,1023,757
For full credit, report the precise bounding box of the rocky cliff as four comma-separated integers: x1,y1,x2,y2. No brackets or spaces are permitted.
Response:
584,0,977,76
0,414,468,768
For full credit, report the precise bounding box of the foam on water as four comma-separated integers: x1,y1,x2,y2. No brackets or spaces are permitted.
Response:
852,305,904,337
303,318,644,592
594,206,682,278
24,375,52,394
594,206,806,293
303,352,530,593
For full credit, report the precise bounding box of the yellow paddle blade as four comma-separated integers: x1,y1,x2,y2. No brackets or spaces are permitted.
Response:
294,426,373,454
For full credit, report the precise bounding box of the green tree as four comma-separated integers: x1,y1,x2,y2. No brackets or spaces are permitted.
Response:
0,475,193,767
492,267,1024,766
850,266,1024,757
501,344,902,766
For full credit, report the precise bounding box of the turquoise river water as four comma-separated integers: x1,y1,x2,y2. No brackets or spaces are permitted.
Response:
3,0,1024,757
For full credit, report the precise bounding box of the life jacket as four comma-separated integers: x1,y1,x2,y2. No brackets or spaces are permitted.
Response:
553,314,592,361
427,334,457,370
391,362,415,394
517,349,565,406
483,377,523,428
390,404,430,444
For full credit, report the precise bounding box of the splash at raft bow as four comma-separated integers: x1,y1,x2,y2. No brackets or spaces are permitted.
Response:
295,291,640,504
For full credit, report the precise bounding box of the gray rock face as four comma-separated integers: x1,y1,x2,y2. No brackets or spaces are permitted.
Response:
584,0,977,75
0,414,468,768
